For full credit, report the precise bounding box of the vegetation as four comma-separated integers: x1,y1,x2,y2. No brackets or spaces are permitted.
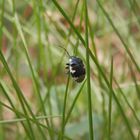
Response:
0,0,140,139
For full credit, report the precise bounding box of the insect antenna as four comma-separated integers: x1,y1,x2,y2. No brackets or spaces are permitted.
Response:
57,45,71,57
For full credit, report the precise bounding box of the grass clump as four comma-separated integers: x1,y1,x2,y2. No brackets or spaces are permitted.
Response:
0,0,140,139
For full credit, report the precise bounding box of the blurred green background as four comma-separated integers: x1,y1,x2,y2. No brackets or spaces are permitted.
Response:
0,0,140,140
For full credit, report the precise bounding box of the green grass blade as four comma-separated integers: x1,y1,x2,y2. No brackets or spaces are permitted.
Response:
0,101,71,139
0,101,34,140
0,51,36,140
129,63,140,101
0,115,61,125
64,80,86,126
128,0,140,25
96,0,140,72
108,58,113,140
0,50,47,139
114,79,140,126
13,13,51,138
138,131,140,140
59,75,70,140
0,0,5,50
14,13,46,115
85,0,94,139
52,0,85,46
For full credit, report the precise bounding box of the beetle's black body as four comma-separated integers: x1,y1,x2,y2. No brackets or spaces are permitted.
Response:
57,45,85,83
66,56,85,83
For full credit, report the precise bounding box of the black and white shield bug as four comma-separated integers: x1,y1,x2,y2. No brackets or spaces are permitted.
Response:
66,56,85,83
58,46,86,83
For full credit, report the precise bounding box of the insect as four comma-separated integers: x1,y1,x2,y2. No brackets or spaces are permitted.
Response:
58,46,86,83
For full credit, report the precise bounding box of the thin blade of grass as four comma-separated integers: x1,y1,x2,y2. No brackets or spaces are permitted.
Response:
128,0,140,26
0,0,5,50
59,75,70,140
0,115,61,125
0,101,72,140
129,62,140,101
88,17,97,57
138,131,140,140
64,80,86,126
108,57,113,140
0,51,36,140
96,0,140,72
51,0,85,46
85,0,94,139
0,101,33,139
0,50,47,139
14,13,51,138
114,78,140,126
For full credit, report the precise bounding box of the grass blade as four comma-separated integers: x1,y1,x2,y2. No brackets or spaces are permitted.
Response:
108,58,113,140
85,0,94,139
59,75,70,140
96,0,140,72
64,80,86,125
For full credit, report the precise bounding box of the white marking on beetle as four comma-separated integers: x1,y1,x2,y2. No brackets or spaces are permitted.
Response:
69,58,72,63
70,66,76,73
69,58,76,73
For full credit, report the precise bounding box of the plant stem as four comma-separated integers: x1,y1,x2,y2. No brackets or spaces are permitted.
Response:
85,0,94,139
